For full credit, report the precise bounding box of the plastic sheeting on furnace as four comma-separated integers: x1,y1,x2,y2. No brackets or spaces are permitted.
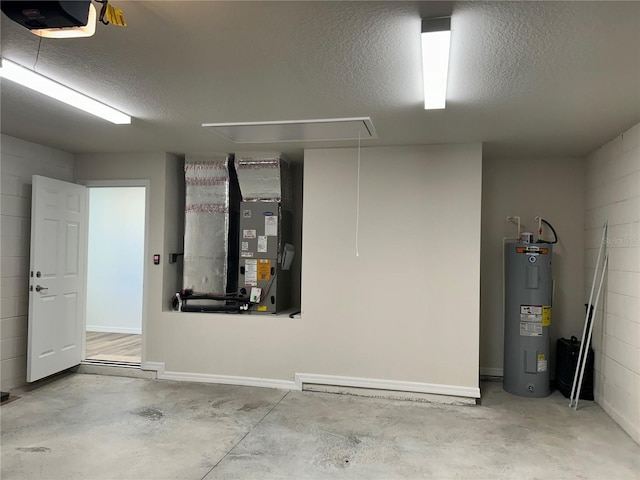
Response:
234,153,291,208
183,156,230,298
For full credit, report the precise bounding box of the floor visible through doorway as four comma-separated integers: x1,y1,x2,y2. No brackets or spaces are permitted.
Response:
1,373,638,479
85,332,141,363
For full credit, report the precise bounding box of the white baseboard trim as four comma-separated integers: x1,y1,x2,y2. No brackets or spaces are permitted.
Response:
480,367,504,377
86,325,142,335
137,364,480,399
157,368,298,391
141,362,165,375
294,373,480,399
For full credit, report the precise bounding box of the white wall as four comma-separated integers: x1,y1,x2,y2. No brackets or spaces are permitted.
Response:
75,153,175,362
0,135,74,391
480,158,585,376
76,144,482,395
86,187,145,334
300,144,483,388
585,122,639,443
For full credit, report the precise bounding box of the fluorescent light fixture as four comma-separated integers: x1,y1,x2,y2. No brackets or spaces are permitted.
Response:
421,17,451,110
32,4,97,38
0,58,131,124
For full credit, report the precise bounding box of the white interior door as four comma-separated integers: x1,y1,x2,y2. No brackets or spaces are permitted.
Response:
27,175,87,382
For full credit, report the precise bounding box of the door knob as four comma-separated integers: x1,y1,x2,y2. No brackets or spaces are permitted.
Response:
35,285,48,293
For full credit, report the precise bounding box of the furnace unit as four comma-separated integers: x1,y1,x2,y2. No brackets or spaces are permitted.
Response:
238,201,291,313
235,154,293,314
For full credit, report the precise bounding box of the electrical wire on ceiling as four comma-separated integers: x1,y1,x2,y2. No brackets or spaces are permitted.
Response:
33,36,42,72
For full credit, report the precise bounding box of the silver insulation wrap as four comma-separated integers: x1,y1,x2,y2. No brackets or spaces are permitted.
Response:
234,153,291,209
183,156,230,298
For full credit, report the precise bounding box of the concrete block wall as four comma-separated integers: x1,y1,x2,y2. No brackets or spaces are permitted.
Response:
585,122,640,443
0,135,74,391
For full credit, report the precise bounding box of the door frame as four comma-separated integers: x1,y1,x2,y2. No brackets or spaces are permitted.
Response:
79,179,151,364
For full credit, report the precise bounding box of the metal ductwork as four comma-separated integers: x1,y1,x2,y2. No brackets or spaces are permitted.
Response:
234,153,291,208
183,155,231,301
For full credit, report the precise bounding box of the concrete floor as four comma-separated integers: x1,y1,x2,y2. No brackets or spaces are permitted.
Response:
1,374,638,480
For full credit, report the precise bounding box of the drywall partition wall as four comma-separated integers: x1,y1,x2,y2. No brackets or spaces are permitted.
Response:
86,187,145,334
75,152,175,362
148,144,482,394
585,122,639,443
0,135,74,391
76,145,481,394
300,144,482,388
480,158,585,377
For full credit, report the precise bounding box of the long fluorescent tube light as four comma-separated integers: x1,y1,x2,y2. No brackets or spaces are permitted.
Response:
0,58,131,124
421,17,451,110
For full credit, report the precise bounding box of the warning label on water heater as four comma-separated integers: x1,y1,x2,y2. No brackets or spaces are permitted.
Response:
542,306,551,326
537,354,548,372
520,305,543,336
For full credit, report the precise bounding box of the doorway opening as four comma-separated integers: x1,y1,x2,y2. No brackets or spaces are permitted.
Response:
84,185,147,364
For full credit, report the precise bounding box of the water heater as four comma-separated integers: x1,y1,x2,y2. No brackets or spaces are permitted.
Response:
503,243,553,397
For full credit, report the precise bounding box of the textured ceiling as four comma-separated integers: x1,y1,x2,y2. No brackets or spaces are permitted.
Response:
1,1,639,162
